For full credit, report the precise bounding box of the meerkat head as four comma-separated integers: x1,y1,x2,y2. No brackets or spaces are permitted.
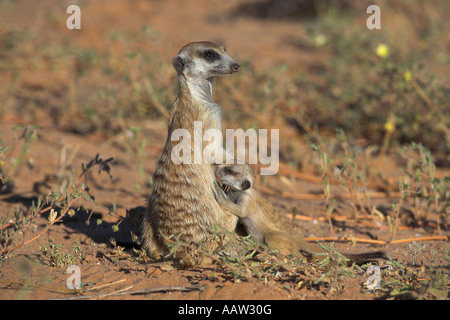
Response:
172,41,240,80
215,164,255,194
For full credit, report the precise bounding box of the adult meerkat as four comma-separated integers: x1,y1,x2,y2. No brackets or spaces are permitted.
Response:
215,164,387,265
141,41,241,266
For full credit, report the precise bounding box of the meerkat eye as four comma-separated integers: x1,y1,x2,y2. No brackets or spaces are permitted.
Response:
202,49,219,62
223,167,234,175
241,180,251,190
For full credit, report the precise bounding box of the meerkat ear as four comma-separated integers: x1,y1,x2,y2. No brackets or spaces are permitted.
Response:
172,55,185,74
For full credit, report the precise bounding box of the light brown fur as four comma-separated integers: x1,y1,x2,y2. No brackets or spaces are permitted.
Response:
215,164,387,265
141,41,241,266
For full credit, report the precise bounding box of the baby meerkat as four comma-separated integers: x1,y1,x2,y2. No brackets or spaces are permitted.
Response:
214,163,320,259
215,164,387,265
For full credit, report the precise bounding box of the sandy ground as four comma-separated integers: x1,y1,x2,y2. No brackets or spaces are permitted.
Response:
0,0,448,301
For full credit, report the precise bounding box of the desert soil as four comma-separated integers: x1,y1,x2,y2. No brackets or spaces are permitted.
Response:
0,0,448,302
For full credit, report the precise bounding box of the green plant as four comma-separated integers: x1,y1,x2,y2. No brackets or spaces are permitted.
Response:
310,140,336,236
335,129,369,225
401,143,449,233
296,2,449,156
0,153,115,257
121,126,150,191
160,225,376,297
380,246,449,299
1,125,41,176
313,242,356,293
41,243,85,268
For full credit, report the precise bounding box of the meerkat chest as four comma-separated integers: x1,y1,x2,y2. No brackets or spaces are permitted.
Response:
195,102,223,133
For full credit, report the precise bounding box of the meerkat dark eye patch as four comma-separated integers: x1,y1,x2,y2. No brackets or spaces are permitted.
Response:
223,167,234,175
201,49,220,62
241,180,251,190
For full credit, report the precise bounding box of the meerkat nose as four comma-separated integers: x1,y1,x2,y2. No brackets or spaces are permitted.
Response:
231,63,240,72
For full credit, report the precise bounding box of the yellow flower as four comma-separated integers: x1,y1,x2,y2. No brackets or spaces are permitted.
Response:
376,44,389,58
384,121,395,133
314,34,327,47
403,70,412,82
